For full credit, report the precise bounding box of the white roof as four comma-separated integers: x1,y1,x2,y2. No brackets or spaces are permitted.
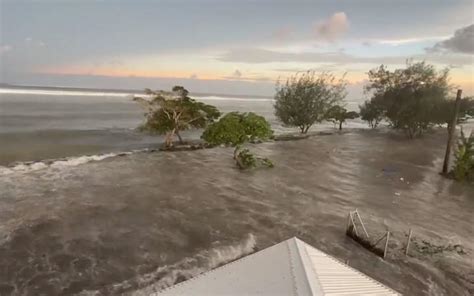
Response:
155,237,400,295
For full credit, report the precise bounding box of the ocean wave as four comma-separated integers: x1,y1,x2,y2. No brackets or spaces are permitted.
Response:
0,88,139,97
0,88,274,102
0,150,142,176
78,234,257,295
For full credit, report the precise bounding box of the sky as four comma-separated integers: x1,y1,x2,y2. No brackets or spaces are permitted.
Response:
0,0,473,98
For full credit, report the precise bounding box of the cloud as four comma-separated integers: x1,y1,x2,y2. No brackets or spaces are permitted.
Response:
272,27,293,41
23,37,47,48
274,64,343,73
314,12,349,42
218,48,390,64
217,47,473,67
430,24,474,54
0,45,13,54
232,69,242,77
221,70,273,82
378,36,448,46
190,73,198,79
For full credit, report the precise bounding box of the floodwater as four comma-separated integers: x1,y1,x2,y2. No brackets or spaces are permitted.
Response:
0,89,473,295
0,129,473,295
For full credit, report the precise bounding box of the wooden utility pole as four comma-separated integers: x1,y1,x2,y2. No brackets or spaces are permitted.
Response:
442,89,462,174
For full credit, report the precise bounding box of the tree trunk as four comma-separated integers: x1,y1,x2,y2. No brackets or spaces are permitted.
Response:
339,121,343,130
165,129,176,148
176,131,184,144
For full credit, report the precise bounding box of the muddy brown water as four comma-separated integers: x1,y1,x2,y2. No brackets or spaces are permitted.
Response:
0,129,473,295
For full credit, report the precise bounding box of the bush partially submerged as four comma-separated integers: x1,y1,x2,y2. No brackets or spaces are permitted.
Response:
202,112,273,146
233,146,274,170
202,112,274,170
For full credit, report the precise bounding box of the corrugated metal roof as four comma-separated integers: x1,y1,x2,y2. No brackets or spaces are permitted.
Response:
154,237,400,295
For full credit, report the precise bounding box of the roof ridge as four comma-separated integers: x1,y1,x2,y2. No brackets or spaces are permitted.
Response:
296,237,401,295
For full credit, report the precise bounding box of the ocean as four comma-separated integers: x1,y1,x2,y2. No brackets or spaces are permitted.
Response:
0,87,365,169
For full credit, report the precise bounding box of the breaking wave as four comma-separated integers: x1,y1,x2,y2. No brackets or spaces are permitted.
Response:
78,234,257,295
0,150,146,176
0,88,272,102
0,88,138,97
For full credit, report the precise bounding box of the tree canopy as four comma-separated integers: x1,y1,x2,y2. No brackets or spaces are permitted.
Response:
201,112,273,146
134,86,220,147
359,100,384,129
274,71,346,133
201,112,274,169
364,61,451,138
326,105,359,130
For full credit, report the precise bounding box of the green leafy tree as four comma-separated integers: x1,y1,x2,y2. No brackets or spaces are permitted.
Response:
202,112,274,169
326,105,359,130
359,100,384,128
134,86,220,147
201,112,273,146
274,71,346,134
365,61,451,138
452,130,474,182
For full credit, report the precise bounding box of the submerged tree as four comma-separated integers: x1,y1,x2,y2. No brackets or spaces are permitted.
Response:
365,61,451,138
202,112,274,169
274,71,346,134
359,100,384,128
326,105,359,130
134,86,220,148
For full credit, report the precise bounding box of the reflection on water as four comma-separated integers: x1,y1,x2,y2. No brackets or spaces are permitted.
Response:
0,130,473,295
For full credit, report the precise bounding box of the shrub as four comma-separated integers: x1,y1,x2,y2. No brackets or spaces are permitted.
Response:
274,71,346,133
359,100,384,128
201,112,273,146
326,105,359,130
364,61,450,138
452,130,474,182
202,112,274,170
134,86,220,147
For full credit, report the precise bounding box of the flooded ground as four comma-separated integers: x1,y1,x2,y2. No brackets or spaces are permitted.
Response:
0,128,473,295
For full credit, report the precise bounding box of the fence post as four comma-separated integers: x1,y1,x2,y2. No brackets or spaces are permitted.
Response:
383,231,390,259
405,229,413,256
355,209,369,238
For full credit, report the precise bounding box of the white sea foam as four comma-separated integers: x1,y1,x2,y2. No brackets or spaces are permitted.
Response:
0,87,272,102
77,234,257,296
0,151,137,176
